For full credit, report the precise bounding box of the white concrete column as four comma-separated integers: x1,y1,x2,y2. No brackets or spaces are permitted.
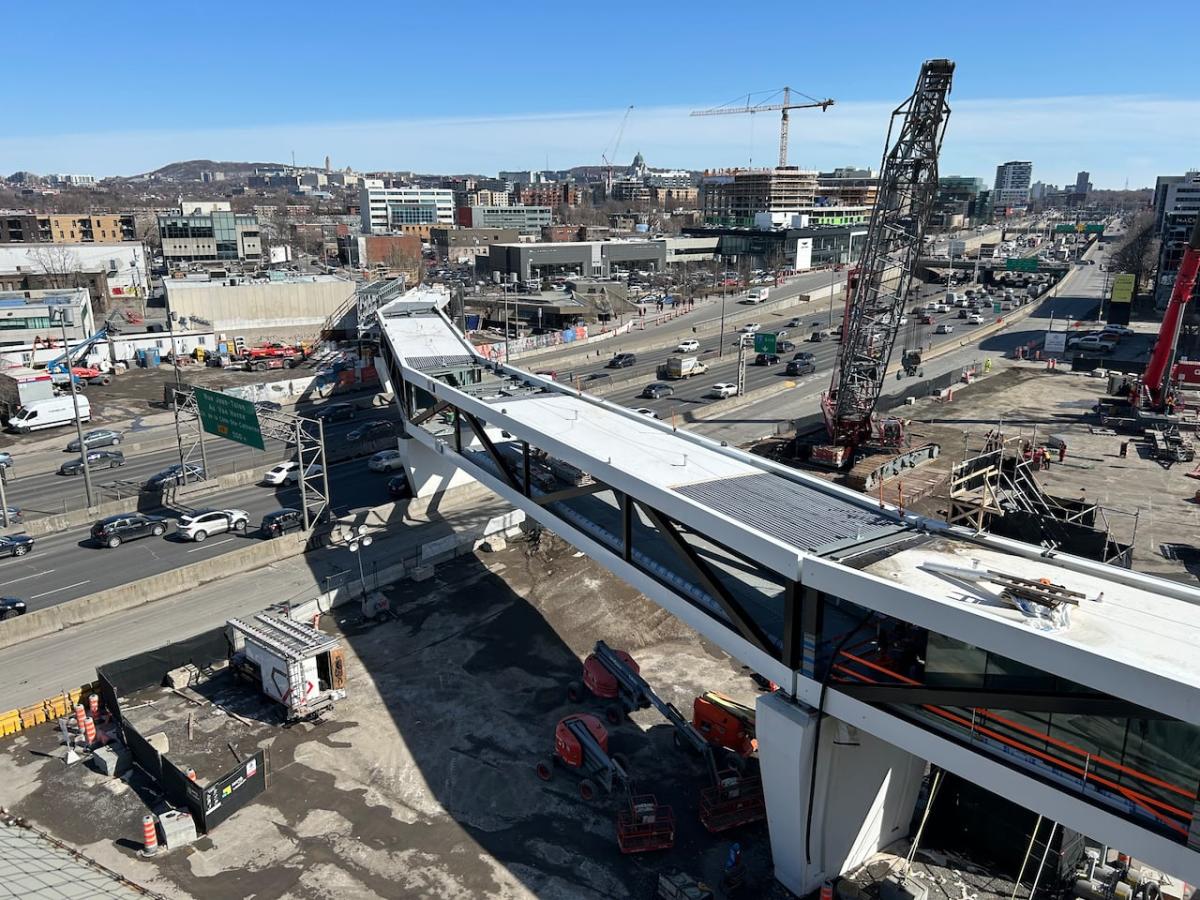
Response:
399,435,479,498
757,691,926,896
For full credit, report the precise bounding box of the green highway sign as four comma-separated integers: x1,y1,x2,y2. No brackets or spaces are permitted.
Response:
1085,223,1105,234
1054,224,1077,233
754,332,778,354
1006,257,1039,272
194,387,265,450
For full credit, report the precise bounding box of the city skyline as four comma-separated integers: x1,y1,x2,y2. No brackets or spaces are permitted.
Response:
4,0,1197,188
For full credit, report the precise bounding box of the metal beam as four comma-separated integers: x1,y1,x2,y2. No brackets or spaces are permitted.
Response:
834,683,1170,718
410,400,452,427
522,441,531,498
782,581,801,671
638,503,775,656
462,413,521,491
621,492,632,563
535,481,610,506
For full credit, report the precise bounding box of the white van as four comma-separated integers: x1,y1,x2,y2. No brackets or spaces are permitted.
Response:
746,287,770,303
6,395,91,433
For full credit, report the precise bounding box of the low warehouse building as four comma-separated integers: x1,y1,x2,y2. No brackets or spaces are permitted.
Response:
163,273,355,338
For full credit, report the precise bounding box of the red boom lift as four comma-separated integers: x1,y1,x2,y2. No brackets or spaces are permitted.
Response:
570,641,765,833
1137,216,1200,411
535,712,676,853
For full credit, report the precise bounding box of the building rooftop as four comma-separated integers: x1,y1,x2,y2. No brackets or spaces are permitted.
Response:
165,273,348,290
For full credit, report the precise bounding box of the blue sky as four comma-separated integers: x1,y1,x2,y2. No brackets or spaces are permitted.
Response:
4,0,1196,188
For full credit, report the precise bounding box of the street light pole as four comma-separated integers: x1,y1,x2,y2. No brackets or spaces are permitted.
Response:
52,310,94,509
349,527,374,596
718,292,727,359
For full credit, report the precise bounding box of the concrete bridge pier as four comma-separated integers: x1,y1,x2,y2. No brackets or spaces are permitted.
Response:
757,692,926,895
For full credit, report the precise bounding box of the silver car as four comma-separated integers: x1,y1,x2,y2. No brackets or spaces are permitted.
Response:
175,508,250,542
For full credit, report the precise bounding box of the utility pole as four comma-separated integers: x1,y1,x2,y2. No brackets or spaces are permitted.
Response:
0,467,9,529
718,291,728,359
51,309,94,509
736,338,747,397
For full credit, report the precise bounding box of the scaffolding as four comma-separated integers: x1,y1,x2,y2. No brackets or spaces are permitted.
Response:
947,444,1132,567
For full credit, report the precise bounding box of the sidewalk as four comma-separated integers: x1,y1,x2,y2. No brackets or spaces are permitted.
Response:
0,491,515,709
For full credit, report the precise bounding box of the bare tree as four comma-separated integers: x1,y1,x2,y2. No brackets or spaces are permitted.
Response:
28,244,82,289
1109,212,1158,302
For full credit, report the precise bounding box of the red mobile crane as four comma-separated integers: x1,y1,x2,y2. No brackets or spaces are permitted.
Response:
1138,216,1200,411
811,60,955,488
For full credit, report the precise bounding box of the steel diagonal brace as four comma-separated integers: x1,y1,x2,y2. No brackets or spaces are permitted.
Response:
462,413,521,492
637,503,774,655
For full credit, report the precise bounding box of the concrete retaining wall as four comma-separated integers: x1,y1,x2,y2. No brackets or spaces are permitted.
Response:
286,509,526,623
0,532,311,650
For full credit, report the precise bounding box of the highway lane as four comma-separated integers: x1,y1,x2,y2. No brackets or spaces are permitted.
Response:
1,400,404,519
0,451,406,613
586,282,1024,416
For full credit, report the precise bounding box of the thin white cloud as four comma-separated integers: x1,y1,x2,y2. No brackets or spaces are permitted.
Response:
1,94,1195,189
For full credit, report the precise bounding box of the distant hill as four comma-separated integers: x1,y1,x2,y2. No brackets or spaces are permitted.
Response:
132,160,286,181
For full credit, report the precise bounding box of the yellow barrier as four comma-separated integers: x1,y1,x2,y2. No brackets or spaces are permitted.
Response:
0,684,96,740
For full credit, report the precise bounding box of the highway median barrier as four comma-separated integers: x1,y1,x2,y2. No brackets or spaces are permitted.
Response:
9,436,400,537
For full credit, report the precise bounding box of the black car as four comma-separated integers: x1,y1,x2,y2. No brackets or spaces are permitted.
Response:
776,340,797,353
90,514,167,548
786,359,817,376
387,473,411,499
58,450,125,476
606,353,637,369
792,351,816,363
641,382,674,400
755,353,780,366
145,463,205,490
347,420,393,442
0,534,33,557
313,403,356,423
0,597,26,620
254,400,283,413
261,508,305,538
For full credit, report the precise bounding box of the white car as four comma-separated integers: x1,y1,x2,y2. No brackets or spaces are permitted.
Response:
739,323,761,334
368,449,405,472
708,383,738,399
1070,336,1116,353
675,339,699,353
966,314,984,325
935,323,954,334
176,508,250,542
633,408,659,418
1100,324,1135,337
261,461,299,485
261,461,324,485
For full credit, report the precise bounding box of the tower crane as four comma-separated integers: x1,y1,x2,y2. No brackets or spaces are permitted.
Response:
601,105,634,194
690,87,834,168
812,59,955,486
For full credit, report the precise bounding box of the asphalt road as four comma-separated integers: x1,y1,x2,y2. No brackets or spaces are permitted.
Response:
1,399,404,519
0,450,404,613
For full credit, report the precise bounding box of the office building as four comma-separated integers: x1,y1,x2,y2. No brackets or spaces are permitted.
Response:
488,240,668,282
1075,171,1092,195
459,206,551,233
685,223,867,271
359,186,455,233
645,170,693,189
701,167,818,228
933,176,987,228
157,203,262,266
993,161,1033,207
0,287,96,350
431,227,520,262
1152,171,1200,308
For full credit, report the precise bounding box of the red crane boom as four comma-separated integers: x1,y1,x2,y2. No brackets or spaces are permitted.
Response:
1140,216,1200,409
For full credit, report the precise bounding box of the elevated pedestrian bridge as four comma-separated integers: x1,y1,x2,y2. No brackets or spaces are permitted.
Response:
375,294,1200,890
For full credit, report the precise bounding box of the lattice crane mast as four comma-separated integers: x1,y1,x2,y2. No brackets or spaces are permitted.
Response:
819,59,955,464
690,87,834,167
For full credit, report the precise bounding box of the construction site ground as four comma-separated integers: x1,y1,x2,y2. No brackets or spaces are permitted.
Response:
0,534,784,900
753,363,1199,584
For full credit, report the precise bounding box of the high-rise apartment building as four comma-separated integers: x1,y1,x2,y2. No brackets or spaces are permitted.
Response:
993,161,1033,207
359,186,455,234
1074,171,1092,195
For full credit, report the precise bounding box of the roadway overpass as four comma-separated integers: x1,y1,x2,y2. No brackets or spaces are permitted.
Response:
374,292,1200,893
